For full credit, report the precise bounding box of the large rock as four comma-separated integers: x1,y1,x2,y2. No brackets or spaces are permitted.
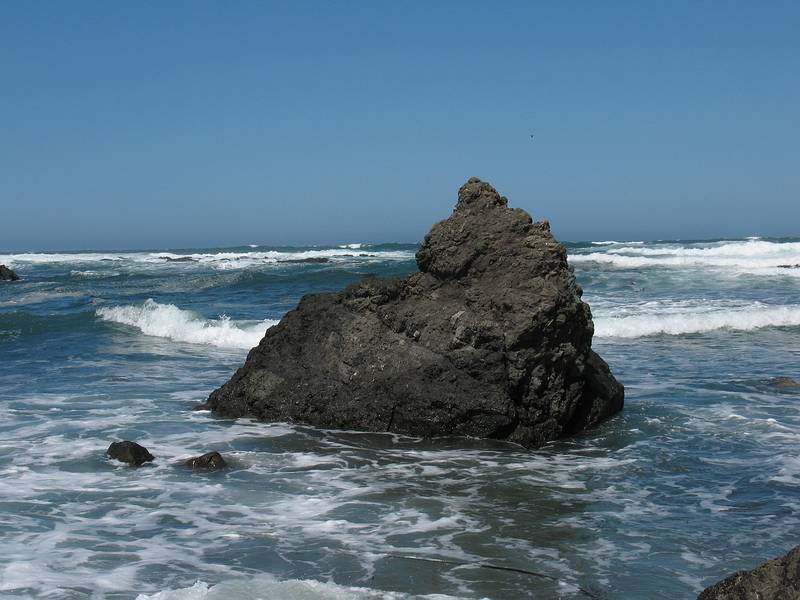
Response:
207,178,624,447
0,265,19,281
698,546,800,599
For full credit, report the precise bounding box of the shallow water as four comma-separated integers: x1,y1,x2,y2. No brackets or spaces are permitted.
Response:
1,239,799,599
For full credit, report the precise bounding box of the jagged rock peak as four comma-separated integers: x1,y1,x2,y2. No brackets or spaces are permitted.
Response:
455,177,508,210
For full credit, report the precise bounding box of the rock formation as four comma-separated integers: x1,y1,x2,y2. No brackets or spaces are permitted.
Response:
184,451,227,470
107,441,154,466
206,178,624,448
698,546,800,599
0,265,19,281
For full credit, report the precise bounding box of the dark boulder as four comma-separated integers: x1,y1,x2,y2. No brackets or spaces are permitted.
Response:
280,257,331,264
207,178,624,448
0,265,19,281
107,441,154,466
698,546,800,599
159,256,196,262
184,451,227,470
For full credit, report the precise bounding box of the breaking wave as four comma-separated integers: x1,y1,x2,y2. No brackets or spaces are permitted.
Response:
594,301,800,338
0,247,414,269
96,299,277,349
590,240,644,246
571,239,800,273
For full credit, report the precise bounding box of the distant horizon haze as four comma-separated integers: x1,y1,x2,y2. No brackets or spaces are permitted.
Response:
2,2,798,251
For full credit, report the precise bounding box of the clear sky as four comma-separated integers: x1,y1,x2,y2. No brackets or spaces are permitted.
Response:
1,1,798,251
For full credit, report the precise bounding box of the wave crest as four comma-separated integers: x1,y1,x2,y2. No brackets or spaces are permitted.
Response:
96,299,276,349
571,239,800,273
594,301,800,338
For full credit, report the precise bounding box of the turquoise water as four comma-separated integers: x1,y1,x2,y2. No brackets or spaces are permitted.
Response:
1,239,799,599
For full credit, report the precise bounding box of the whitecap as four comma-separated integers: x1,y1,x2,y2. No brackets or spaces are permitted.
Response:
571,239,800,274
593,300,800,338
590,240,644,246
96,299,277,349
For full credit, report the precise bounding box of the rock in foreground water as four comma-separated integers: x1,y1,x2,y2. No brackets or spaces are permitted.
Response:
184,451,227,470
107,441,154,466
207,178,624,448
0,265,19,281
698,546,800,599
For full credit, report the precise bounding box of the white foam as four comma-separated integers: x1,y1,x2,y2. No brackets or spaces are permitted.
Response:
590,240,644,246
571,239,800,273
593,300,800,338
96,299,277,349
136,577,471,600
0,248,413,269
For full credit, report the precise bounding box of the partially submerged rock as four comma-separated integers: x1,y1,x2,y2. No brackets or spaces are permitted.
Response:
698,546,800,599
770,377,800,389
184,451,227,470
159,256,196,262
207,178,624,448
280,257,331,264
107,441,154,466
0,265,19,281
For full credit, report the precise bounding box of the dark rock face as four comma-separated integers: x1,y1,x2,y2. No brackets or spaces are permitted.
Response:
698,546,800,600
184,451,227,470
207,178,624,448
0,265,19,281
107,441,154,466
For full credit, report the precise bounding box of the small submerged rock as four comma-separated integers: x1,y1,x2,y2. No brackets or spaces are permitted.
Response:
184,451,227,470
698,545,800,599
0,265,19,281
107,441,154,466
770,377,800,389
160,256,196,262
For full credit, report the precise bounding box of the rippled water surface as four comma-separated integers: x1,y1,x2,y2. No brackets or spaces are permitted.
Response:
1,239,799,599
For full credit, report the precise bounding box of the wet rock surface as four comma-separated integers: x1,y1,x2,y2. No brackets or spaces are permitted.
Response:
184,451,227,470
207,178,624,448
107,441,154,466
771,377,800,389
698,546,800,600
0,265,19,281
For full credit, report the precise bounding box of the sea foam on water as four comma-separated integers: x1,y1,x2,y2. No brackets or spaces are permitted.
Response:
96,299,277,349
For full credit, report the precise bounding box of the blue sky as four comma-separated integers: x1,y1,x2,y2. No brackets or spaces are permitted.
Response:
1,1,798,251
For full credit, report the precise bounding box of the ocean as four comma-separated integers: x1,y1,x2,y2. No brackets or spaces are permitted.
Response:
1,238,798,599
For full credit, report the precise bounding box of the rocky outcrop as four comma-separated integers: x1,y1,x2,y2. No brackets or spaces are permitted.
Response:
107,441,154,466
207,178,623,448
184,451,227,470
698,546,800,599
0,265,19,281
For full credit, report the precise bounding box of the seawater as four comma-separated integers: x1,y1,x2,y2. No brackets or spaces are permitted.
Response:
0,239,798,600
